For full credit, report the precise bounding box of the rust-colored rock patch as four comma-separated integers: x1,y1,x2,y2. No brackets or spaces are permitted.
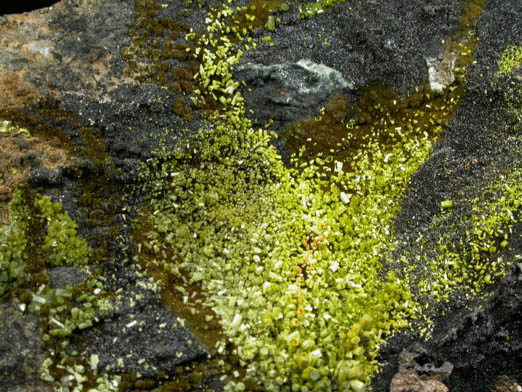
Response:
0,129,71,224
0,72,42,110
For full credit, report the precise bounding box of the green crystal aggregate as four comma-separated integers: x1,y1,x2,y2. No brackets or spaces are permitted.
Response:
0,190,30,297
134,3,437,390
137,110,424,391
0,120,31,136
37,195,92,268
0,191,91,298
130,0,522,390
0,0,516,391
25,0,517,390
1,191,91,298
0,190,118,391
395,167,522,319
496,45,522,124
498,45,522,76
297,0,346,18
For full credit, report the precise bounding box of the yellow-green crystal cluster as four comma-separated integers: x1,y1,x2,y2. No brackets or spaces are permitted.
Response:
37,196,92,268
0,191,111,390
130,1,457,390
138,111,432,390
297,0,347,18
40,349,121,392
1,192,91,297
403,169,522,311
0,120,31,136
132,0,514,390
190,2,260,110
400,44,522,310
32,197,117,391
496,45,522,124
135,3,446,384
0,190,29,296
498,45,522,75
38,278,118,392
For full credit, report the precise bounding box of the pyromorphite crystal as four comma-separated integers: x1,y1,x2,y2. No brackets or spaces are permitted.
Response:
0,190,29,296
441,200,453,208
498,45,522,75
135,86,439,390
130,0,496,390
37,196,92,267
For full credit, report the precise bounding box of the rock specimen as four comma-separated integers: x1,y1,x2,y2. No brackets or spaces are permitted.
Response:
0,0,521,391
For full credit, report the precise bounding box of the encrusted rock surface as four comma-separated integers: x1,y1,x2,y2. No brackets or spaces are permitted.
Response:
235,59,353,133
0,303,51,392
0,0,521,391
389,344,452,392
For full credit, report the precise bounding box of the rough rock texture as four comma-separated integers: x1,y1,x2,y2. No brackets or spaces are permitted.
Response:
381,2,522,390
389,344,453,392
490,377,522,392
239,0,460,94
80,287,209,378
0,303,51,392
0,0,520,391
235,59,353,132
0,1,212,390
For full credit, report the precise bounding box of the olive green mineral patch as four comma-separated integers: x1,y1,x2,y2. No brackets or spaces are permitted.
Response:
37,195,92,268
1,189,92,299
297,0,347,18
395,168,522,320
0,190,29,297
498,45,522,75
129,0,495,390
134,78,441,391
